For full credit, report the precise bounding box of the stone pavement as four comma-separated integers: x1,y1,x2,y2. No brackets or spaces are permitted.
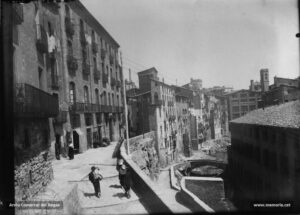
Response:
34,141,148,214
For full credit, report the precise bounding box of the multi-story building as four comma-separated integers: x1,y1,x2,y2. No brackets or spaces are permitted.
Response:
137,67,178,167
13,1,60,200
173,86,193,156
12,0,124,200
228,101,300,210
126,87,140,137
225,89,261,121
59,0,123,154
261,76,300,107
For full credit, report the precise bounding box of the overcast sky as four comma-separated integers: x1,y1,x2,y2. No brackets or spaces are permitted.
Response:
81,0,299,90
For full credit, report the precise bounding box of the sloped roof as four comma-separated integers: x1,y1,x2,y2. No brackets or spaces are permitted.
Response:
231,100,300,129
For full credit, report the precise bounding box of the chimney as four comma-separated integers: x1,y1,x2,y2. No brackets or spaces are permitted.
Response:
129,69,132,82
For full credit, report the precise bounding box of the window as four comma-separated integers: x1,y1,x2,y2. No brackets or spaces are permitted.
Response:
241,106,248,112
69,82,75,103
117,95,119,106
112,93,115,106
95,89,99,104
103,91,107,105
38,67,43,90
232,106,239,113
108,93,111,105
84,86,89,103
67,40,73,56
93,57,97,69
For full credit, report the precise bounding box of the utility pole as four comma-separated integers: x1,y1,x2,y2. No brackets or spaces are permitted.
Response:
120,51,130,154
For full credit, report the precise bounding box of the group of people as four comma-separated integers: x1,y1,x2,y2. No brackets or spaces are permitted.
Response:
54,132,75,160
88,151,132,199
89,161,132,199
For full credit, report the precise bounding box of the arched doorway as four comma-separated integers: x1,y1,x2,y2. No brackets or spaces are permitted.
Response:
72,131,80,154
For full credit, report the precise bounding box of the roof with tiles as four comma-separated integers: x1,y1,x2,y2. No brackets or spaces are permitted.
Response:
230,100,300,129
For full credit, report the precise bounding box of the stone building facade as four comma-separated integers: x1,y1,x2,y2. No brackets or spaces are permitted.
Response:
12,0,124,200
173,86,193,156
13,1,60,200
137,68,178,167
57,0,124,155
228,101,300,211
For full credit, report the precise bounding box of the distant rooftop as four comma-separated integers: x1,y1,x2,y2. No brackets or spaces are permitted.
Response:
231,100,300,128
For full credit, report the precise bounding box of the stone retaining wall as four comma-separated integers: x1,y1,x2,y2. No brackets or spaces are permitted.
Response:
120,141,172,214
129,131,160,180
15,150,54,201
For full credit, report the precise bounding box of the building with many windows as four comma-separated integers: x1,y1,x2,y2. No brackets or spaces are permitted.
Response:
59,0,124,154
12,0,124,200
225,89,261,121
137,68,178,167
13,1,60,201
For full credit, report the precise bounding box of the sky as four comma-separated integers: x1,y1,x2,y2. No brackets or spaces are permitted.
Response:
81,0,299,90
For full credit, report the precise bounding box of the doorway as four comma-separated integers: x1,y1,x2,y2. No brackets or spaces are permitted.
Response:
72,131,80,154
109,118,114,141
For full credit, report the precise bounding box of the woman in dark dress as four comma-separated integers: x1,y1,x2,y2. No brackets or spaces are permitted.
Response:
119,164,132,198
68,143,74,160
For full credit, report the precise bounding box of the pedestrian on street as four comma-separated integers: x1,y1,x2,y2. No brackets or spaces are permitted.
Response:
68,143,74,160
55,134,61,160
118,163,132,199
89,166,103,198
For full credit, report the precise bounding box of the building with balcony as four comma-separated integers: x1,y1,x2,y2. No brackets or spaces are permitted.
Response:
12,1,61,201
173,86,193,157
228,101,300,211
137,67,178,167
59,0,123,154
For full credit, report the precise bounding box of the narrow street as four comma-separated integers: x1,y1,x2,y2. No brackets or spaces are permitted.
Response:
34,142,148,214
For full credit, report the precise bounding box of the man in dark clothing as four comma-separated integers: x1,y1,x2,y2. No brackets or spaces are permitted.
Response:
55,134,61,160
118,164,132,198
89,166,103,198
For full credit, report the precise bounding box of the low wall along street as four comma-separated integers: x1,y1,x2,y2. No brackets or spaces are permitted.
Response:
120,133,173,214
129,131,160,180
14,150,54,201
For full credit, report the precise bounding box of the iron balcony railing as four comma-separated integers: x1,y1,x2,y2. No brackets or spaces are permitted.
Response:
92,41,98,53
116,80,122,89
65,17,74,37
36,25,48,53
82,61,90,76
109,55,114,65
80,30,88,46
100,105,113,113
152,99,163,106
12,3,24,25
94,68,100,80
111,77,116,87
67,55,78,76
69,102,101,113
101,49,106,59
102,73,108,84
53,110,68,124
14,83,59,118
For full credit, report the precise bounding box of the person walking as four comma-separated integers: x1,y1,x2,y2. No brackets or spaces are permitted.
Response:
89,166,103,198
68,143,74,160
55,134,61,160
118,163,132,198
